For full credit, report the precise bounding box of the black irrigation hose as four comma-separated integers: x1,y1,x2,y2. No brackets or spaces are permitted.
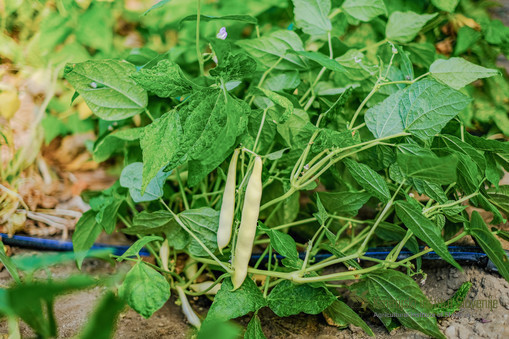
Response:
1,233,505,274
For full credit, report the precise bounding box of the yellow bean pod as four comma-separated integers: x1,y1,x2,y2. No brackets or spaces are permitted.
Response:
159,239,169,271
217,149,240,252
232,156,263,290
176,285,201,328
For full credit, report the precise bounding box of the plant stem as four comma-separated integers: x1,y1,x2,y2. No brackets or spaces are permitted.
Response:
160,199,231,272
196,0,204,76
253,108,268,153
144,108,155,122
176,168,190,210
392,231,468,267
357,180,405,254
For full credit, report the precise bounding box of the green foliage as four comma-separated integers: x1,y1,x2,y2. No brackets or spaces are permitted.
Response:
323,300,374,336
351,270,446,339
24,0,509,337
365,78,471,140
64,60,148,120
205,278,267,322
267,280,336,317
430,58,499,89
466,212,509,281
119,261,171,318
386,12,438,43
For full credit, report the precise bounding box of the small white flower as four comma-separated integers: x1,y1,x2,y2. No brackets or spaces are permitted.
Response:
90,82,97,88
216,27,227,40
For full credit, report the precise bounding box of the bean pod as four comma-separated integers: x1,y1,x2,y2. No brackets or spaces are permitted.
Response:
217,149,240,252
176,285,201,328
159,239,169,271
232,156,263,290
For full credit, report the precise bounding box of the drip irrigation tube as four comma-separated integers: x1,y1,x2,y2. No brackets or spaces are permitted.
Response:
1,233,505,274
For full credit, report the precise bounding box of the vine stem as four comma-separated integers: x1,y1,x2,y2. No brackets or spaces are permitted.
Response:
357,180,406,255
196,0,204,76
144,108,155,122
298,31,334,105
176,168,189,210
422,192,478,216
159,199,231,273
391,231,469,268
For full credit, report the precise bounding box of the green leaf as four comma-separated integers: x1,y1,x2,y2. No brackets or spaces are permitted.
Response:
117,236,163,262
119,261,170,318
7,276,96,337
314,194,329,225
350,270,446,339
385,11,438,43
397,153,458,185
244,315,267,339
395,201,461,270
341,0,387,22
210,49,257,82
141,89,248,189
64,60,148,120
365,78,471,140
487,186,509,218
140,112,183,192
93,128,143,162
75,2,113,52
433,282,471,317
256,87,293,123
323,300,374,336
454,26,481,56
180,14,258,24
344,158,391,202
72,210,103,269
291,50,346,73
120,162,171,202
11,250,113,272
79,292,126,339
431,0,458,12
95,198,123,234
434,135,485,172
259,224,299,260
430,57,499,90
317,191,371,216
0,241,20,284
292,0,331,35
179,207,220,257
463,133,509,153
131,59,196,98
198,319,242,339
206,277,266,322
467,211,509,281
267,280,336,317
237,30,308,70
143,0,171,15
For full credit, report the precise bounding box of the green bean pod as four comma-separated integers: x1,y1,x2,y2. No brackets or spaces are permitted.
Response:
232,156,263,290
217,149,240,252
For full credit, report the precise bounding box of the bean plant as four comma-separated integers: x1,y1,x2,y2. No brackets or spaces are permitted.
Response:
3,0,509,338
